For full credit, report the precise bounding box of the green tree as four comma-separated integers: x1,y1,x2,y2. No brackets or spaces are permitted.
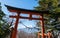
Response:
35,0,60,34
0,3,12,38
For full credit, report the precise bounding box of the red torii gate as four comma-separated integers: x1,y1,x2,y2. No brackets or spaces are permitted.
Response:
5,5,50,38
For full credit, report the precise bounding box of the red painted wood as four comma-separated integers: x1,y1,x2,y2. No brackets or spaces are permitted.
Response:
29,14,32,20
40,14,45,38
9,16,43,20
10,14,45,38
8,9,17,12
9,9,41,15
11,13,20,38
38,33,47,36
47,32,51,38
7,8,46,38
38,33,40,38
5,5,50,38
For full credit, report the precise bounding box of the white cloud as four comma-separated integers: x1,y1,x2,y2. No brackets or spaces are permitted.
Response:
18,24,26,29
27,25,33,27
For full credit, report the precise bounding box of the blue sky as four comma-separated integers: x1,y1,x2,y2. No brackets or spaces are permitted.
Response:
0,0,39,29
0,0,38,14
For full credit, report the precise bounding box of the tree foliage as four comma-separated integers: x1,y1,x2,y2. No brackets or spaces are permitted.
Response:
0,3,11,38
35,0,60,32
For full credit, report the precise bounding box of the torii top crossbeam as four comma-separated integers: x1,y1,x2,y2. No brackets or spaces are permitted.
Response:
5,5,50,38
5,5,50,15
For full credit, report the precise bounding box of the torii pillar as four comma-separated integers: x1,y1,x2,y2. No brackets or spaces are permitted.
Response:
10,12,20,38
5,5,49,38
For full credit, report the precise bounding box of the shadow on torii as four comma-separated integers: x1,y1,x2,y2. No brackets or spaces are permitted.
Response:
5,5,51,38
